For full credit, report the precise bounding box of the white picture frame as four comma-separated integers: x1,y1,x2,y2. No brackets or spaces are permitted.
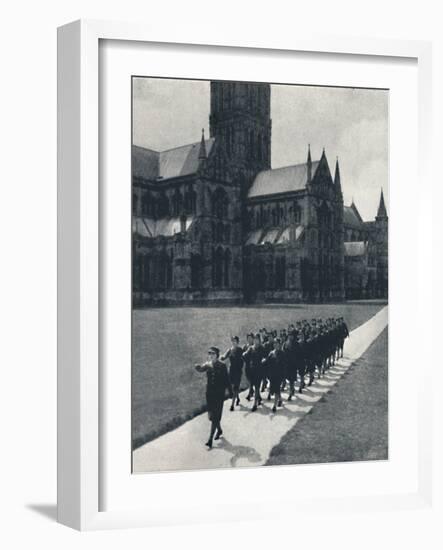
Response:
57,19,433,531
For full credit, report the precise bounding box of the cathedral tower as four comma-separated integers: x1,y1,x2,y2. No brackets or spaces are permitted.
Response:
209,81,272,190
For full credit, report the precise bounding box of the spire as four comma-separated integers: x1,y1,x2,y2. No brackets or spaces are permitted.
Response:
376,188,388,218
198,128,207,160
307,144,312,183
334,157,342,195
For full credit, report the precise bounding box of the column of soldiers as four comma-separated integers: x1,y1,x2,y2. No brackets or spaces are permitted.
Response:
195,317,349,449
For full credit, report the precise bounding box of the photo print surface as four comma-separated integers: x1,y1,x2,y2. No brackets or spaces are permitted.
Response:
131,77,389,473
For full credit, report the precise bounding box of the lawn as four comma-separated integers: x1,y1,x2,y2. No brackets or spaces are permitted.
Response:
267,327,388,465
132,301,386,449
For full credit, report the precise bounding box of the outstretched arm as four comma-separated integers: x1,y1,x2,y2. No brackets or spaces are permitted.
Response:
195,362,210,373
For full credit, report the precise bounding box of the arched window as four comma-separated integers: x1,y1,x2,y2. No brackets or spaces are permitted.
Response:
190,189,197,213
190,254,202,289
166,251,173,289
216,222,224,242
141,193,151,216
172,189,183,217
276,256,286,289
133,193,138,215
256,259,266,291
224,249,231,287
272,208,277,226
141,255,151,291
224,224,231,244
157,193,169,218
212,188,229,219
213,247,224,288
257,132,262,161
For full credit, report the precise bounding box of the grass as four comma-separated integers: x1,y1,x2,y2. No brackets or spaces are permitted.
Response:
132,301,386,449
266,327,388,465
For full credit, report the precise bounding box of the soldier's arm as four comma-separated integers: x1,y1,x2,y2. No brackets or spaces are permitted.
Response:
220,348,230,362
194,362,210,373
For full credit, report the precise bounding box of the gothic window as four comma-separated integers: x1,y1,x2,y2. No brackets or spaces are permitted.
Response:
255,259,266,291
249,129,254,160
172,189,183,217
190,189,197,213
272,208,277,226
212,187,229,219
216,222,224,242
166,251,173,289
224,249,231,287
190,254,202,289
141,193,150,216
157,193,169,218
142,255,151,291
293,203,301,223
224,224,231,244
214,246,224,288
183,187,196,214
275,256,286,289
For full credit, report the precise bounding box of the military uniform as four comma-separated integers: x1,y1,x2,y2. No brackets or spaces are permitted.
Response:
195,359,232,423
222,346,244,391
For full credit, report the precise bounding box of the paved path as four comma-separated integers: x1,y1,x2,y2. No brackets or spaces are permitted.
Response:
133,306,388,473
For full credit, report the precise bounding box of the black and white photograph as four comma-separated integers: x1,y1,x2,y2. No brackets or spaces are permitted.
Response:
131,77,389,474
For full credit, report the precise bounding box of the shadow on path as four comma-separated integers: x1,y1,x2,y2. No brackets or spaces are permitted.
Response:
216,437,262,467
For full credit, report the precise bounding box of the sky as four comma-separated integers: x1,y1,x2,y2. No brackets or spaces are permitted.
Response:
133,77,389,221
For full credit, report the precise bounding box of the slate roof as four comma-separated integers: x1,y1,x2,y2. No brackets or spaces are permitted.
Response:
132,139,215,182
248,161,320,199
344,241,367,257
245,225,304,246
133,216,194,238
343,205,364,229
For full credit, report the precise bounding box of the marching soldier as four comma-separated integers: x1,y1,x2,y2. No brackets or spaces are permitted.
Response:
338,317,349,358
242,333,265,412
243,333,255,401
261,331,275,393
296,331,307,393
262,337,285,413
195,347,232,449
283,330,298,400
221,336,244,411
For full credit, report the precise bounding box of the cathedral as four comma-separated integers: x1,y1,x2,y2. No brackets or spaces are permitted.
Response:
132,81,388,306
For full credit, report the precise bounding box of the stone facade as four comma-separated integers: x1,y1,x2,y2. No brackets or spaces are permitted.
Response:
343,191,389,299
132,81,388,306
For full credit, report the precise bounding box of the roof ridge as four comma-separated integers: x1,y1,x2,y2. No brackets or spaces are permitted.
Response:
257,159,321,175
159,137,215,154
133,144,160,155
133,137,215,155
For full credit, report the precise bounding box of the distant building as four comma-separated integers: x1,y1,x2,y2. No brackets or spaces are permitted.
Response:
132,81,388,305
343,192,388,299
